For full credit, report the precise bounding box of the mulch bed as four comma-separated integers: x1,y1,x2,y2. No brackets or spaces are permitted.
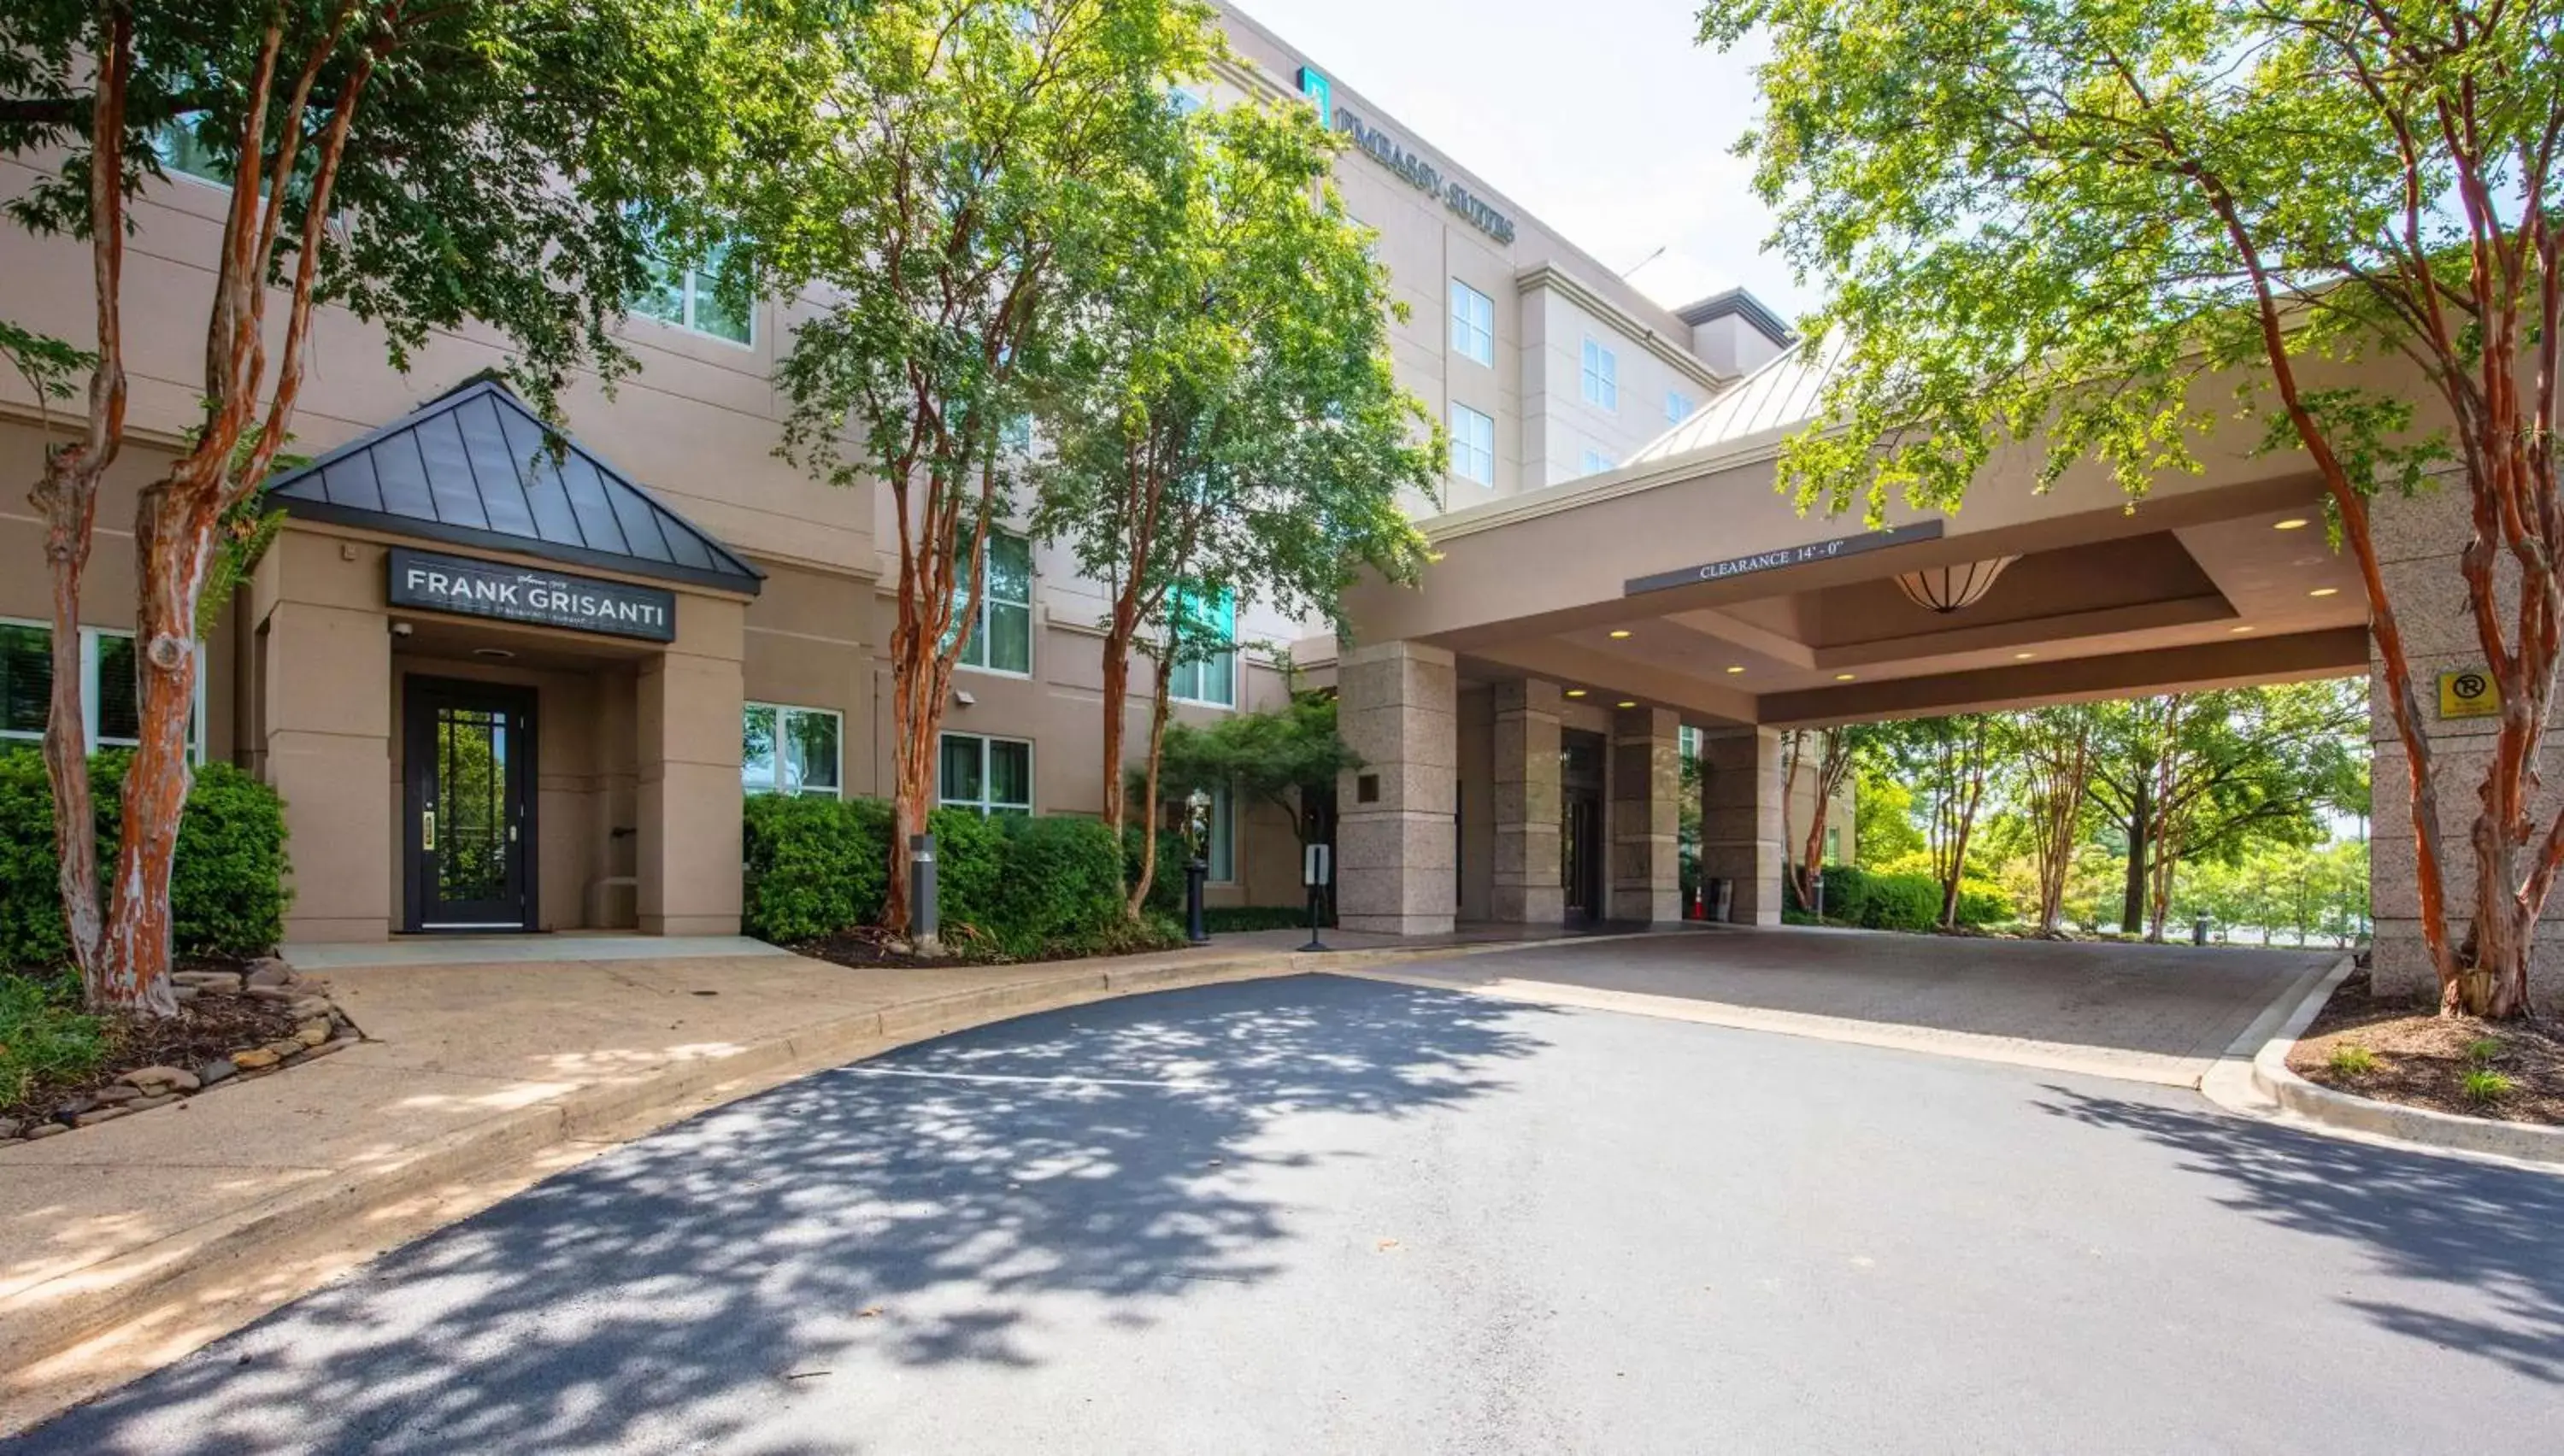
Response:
2288,971,2564,1127
1,959,361,1139
791,922,1186,972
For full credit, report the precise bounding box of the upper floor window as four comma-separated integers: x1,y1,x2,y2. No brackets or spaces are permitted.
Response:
633,239,753,345
1580,448,1614,478
1450,403,1495,486
1666,389,1696,425
150,119,230,185
741,702,841,797
940,732,1032,816
1580,338,1618,411
955,531,1033,675
1168,586,1236,708
0,619,204,762
1449,280,1494,367
1168,85,1207,117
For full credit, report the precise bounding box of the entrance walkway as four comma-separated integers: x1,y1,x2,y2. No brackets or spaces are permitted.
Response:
1359,926,2341,1087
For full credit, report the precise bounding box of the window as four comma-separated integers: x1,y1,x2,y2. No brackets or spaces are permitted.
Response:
940,733,1032,816
1449,279,1494,367
150,120,230,185
633,239,754,344
1168,586,1236,708
1449,403,1495,485
955,531,1033,675
0,620,204,760
1580,338,1619,410
999,414,1034,455
741,703,841,797
1825,825,1842,863
1168,85,1207,117
1298,66,1332,126
1667,389,1696,424
1679,725,1702,760
1580,448,1614,478
1206,785,1236,884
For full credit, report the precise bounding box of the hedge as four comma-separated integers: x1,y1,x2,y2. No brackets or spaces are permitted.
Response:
1791,864,2014,932
0,748,291,969
744,796,1164,957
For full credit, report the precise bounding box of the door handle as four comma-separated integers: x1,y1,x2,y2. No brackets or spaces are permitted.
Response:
422,807,436,853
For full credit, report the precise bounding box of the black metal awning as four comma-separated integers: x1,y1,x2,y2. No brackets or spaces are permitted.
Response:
264,379,764,596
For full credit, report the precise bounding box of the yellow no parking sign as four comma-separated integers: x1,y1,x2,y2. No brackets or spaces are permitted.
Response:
2438,668,2500,719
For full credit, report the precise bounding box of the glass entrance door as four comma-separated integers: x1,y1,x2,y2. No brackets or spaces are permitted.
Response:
403,678,538,931
1560,728,1606,924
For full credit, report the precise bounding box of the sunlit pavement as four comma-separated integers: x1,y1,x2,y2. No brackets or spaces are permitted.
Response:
9,970,2557,1455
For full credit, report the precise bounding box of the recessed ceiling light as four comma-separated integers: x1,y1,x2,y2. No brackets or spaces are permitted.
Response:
2308,586,2340,597
471,647,517,660
2274,518,2311,531
1615,700,1638,709
2231,625,2255,633
2014,651,2037,660
1608,629,1633,639
1725,665,1745,674
1834,672,1857,682
1565,688,1587,698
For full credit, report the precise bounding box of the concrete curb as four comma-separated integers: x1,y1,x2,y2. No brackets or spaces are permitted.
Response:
2202,954,2564,1172
0,935,1576,1425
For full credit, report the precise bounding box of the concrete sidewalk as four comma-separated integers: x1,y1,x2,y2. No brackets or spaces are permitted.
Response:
0,930,1615,1434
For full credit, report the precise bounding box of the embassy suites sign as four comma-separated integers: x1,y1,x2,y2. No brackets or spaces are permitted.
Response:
389,548,677,643
1336,108,1517,246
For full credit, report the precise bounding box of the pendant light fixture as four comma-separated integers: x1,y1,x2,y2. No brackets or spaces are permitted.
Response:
1894,555,2019,614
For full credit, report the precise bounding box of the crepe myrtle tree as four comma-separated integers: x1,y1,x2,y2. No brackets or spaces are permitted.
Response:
2,0,819,1013
1031,97,1438,915
1701,0,2560,1014
756,0,1220,936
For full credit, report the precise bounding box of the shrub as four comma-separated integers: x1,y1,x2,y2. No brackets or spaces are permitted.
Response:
926,806,1010,939
982,815,1126,955
0,971,105,1109
1953,878,2014,928
1121,824,1188,919
1855,872,1944,931
0,748,291,968
2326,1043,2379,1077
741,793,891,943
2463,1068,2514,1104
1203,905,1329,934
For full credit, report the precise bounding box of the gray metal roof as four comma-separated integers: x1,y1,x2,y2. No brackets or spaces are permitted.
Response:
265,379,763,595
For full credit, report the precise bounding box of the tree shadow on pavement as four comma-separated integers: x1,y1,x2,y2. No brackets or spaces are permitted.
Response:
6,974,1551,1456
2036,1087,2564,1385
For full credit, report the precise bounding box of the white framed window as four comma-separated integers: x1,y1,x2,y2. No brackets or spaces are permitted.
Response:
1825,825,1842,863
1449,403,1495,486
1666,389,1696,424
954,531,1033,676
1580,337,1619,411
1449,279,1495,367
150,120,230,186
940,732,1032,816
1579,448,1614,478
1168,85,1207,117
1679,724,1702,760
1168,587,1237,708
0,619,206,762
633,238,755,345
1206,784,1237,884
741,702,842,797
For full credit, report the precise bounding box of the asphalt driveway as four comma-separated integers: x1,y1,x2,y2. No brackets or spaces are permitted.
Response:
9,971,2554,1455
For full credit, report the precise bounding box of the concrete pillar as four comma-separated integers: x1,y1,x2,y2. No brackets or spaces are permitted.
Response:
1699,726,1785,926
1491,678,1564,924
260,532,394,943
636,598,747,936
1336,640,1457,936
1609,705,1683,924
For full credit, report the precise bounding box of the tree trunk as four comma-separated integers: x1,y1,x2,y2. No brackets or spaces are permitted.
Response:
1098,593,1142,917
1126,649,1178,916
1779,729,1805,906
2120,772,2150,935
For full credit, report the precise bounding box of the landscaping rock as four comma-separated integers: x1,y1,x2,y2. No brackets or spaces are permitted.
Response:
231,1048,280,1071
121,1065,201,1094
244,986,297,1003
0,1118,21,1139
286,995,334,1020
305,1036,356,1058
129,1093,179,1111
173,970,244,992
294,1019,332,1047
89,1084,142,1106
24,1123,67,1140
244,958,297,988
74,1107,132,1127
173,984,200,1002
53,1097,97,1122
262,1039,306,1060
196,1058,238,1086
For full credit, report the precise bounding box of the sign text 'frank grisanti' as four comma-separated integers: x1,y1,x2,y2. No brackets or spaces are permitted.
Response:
388,548,677,643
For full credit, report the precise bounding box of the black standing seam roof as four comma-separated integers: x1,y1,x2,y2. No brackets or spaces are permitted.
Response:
262,379,765,596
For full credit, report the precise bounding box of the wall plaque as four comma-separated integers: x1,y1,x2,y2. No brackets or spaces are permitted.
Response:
388,548,676,643
1624,520,1946,596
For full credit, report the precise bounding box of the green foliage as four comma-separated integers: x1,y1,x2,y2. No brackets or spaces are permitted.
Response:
2462,1069,2514,1105
1203,905,1327,934
2326,1043,2378,1077
1155,690,1356,838
744,796,1150,960
1123,824,1188,919
1813,865,1944,932
2464,1037,2504,1066
0,971,104,1110
1853,769,1925,866
0,749,288,967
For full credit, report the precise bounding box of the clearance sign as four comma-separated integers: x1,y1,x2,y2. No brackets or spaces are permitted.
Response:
2438,668,2500,719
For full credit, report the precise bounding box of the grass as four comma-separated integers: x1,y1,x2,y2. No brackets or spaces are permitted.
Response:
2463,1067,2517,1104
0,972,109,1112
2465,1036,2505,1066
2326,1042,2379,1077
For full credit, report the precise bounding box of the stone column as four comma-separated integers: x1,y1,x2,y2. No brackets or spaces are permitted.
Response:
258,532,394,943
1491,678,1564,925
1608,705,1683,924
636,597,747,936
1337,640,1457,936
1699,726,1785,926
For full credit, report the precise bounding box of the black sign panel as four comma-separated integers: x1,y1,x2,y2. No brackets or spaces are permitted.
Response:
1624,520,1946,596
388,548,677,643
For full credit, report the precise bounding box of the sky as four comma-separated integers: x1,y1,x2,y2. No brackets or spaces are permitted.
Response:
1235,0,1816,322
